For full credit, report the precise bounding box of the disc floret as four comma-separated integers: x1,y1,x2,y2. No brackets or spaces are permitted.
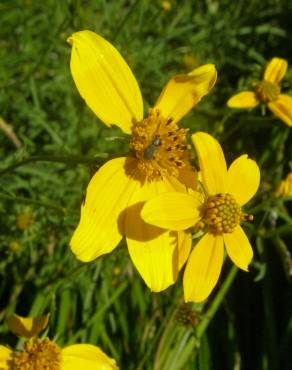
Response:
255,80,280,102
11,337,61,370
198,193,253,235
130,109,188,180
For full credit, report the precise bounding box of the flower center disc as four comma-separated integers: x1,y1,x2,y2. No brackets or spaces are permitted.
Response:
11,337,61,370
130,109,188,180
255,80,280,102
201,193,252,235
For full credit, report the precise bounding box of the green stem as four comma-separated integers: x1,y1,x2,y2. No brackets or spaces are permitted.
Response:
0,154,107,177
273,237,292,282
136,299,179,370
258,225,292,239
112,0,142,41
196,265,238,339
214,110,235,137
0,193,71,214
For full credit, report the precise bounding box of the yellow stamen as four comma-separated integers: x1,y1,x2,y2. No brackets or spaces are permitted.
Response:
130,109,188,180
10,337,61,370
197,193,253,235
255,80,280,102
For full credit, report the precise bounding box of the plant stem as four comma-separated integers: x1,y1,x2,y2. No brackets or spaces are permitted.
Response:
0,154,107,177
196,265,238,339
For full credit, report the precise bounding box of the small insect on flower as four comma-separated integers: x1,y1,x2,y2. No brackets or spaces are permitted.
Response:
144,136,161,160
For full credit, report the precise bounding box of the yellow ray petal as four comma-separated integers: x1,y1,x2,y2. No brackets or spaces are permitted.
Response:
6,313,49,338
127,230,180,292
268,94,292,127
154,64,217,124
165,174,189,192
141,192,202,231
125,178,183,292
264,57,288,84
0,346,11,369
226,154,260,206
177,164,198,190
68,30,143,134
223,226,253,271
192,132,227,195
178,231,192,270
227,91,259,108
70,157,138,262
62,344,118,370
183,233,224,302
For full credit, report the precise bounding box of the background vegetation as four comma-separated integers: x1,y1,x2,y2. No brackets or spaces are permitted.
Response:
0,0,291,369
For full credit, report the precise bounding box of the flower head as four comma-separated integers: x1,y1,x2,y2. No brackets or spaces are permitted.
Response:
0,314,118,370
142,132,260,302
227,57,292,127
67,30,217,292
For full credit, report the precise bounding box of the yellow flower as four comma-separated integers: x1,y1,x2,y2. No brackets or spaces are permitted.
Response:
16,210,34,230
0,314,118,370
67,30,217,292
227,57,292,127
182,54,200,71
142,132,260,302
161,0,172,11
274,172,292,197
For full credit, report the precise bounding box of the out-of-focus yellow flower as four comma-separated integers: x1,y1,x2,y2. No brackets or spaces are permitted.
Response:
182,54,200,71
8,240,21,252
0,313,118,370
227,57,292,127
16,211,34,230
275,172,292,197
161,0,172,11
142,132,260,302
67,30,217,292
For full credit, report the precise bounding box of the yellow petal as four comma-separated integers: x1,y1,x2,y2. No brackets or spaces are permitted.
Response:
0,346,11,369
127,230,181,292
68,30,143,134
268,94,292,127
264,57,288,84
6,313,49,338
191,132,227,195
125,178,183,292
70,157,138,262
141,192,202,231
62,344,118,370
183,233,224,302
227,91,259,108
226,154,260,206
178,231,192,270
154,64,217,124
177,164,198,190
223,226,253,271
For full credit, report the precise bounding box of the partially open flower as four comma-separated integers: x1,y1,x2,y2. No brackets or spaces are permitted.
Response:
0,314,118,370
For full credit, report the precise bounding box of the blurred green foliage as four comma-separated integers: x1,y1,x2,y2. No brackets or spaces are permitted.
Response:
0,0,291,369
